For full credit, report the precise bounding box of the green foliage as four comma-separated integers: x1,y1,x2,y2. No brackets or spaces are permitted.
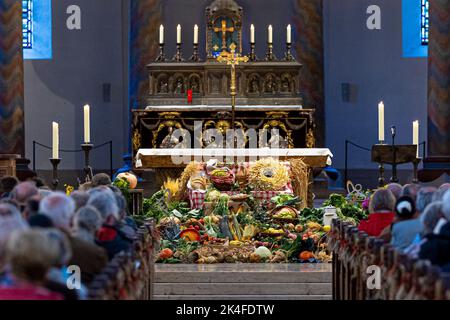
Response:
322,193,368,224
299,207,324,224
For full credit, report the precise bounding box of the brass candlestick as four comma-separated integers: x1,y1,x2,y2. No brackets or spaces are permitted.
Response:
284,42,294,61
49,158,61,191
249,42,257,61
155,43,165,62
377,140,386,187
81,143,94,181
189,43,200,62
265,42,276,61
173,43,184,62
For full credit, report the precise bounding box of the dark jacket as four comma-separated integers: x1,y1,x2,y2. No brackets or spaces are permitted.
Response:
96,224,133,260
419,222,450,267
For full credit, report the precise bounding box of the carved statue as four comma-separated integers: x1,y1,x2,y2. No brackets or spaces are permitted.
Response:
174,78,185,94
158,79,169,93
249,77,260,94
160,126,180,148
281,78,290,93
190,77,200,93
264,74,277,93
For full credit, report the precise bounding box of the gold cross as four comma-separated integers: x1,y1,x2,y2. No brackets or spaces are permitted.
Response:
213,20,235,51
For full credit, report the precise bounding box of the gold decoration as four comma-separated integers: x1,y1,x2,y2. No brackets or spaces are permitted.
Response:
263,120,294,148
132,129,142,151
152,120,182,148
266,111,289,119
213,20,235,51
158,112,181,119
306,128,315,148
248,158,290,191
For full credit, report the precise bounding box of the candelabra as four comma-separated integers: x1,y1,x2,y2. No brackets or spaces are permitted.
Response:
377,140,386,187
155,43,166,62
189,43,200,62
249,42,257,61
265,42,276,61
49,158,61,191
173,43,184,62
81,143,94,181
284,42,294,61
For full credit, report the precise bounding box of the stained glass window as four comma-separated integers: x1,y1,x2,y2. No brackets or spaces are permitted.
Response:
421,0,429,45
22,0,33,49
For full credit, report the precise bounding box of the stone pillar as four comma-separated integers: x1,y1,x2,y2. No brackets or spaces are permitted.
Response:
0,0,24,156
427,0,450,157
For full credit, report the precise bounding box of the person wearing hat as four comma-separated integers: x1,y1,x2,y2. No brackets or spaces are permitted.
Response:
390,196,423,251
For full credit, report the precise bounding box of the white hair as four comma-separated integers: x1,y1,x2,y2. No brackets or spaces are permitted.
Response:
0,204,29,261
442,190,450,220
87,188,119,221
39,192,76,229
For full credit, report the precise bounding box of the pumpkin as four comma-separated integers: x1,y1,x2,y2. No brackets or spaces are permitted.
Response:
299,251,314,261
159,248,173,260
294,224,303,233
179,228,201,242
116,172,138,189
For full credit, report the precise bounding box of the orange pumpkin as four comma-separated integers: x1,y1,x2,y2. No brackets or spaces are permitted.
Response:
159,248,173,260
299,251,314,261
117,172,138,189
179,228,201,242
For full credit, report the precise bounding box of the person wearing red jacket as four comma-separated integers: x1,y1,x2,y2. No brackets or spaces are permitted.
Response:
359,188,396,237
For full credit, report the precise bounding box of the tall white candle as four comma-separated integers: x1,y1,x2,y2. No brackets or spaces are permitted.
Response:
268,25,273,43
159,24,164,44
177,24,182,44
52,122,59,159
84,104,90,144
378,101,385,142
250,24,255,43
413,120,419,157
287,24,291,44
194,24,199,44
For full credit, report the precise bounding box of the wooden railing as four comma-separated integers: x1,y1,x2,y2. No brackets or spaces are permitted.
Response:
87,220,158,300
329,219,450,300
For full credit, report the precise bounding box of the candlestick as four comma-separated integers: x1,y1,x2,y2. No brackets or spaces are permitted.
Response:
83,104,90,144
413,120,419,158
159,24,164,44
194,24,198,44
172,43,184,62
249,42,257,61
265,42,276,61
81,143,94,181
268,25,273,44
250,24,255,44
287,24,291,44
176,24,182,44
284,42,294,61
156,43,166,62
378,101,385,143
189,43,200,62
49,158,61,191
52,122,59,159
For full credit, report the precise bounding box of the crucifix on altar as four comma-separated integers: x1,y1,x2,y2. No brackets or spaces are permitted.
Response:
214,20,235,51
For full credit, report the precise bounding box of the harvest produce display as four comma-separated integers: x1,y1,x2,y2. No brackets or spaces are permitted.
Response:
138,159,369,264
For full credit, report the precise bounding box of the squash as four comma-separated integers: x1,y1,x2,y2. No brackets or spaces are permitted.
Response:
159,248,173,260
116,172,138,189
179,228,201,242
299,251,314,261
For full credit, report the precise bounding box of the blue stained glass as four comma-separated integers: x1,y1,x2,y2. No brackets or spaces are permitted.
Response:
421,0,429,45
22,0,33,49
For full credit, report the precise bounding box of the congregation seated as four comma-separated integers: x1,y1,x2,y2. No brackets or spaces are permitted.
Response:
0,172,140,299
390,196,423,251
358,189,396,237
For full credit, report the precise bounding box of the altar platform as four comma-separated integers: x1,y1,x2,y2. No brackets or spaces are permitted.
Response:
154,263,332,300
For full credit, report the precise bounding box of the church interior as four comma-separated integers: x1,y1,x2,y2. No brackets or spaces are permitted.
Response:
0,0,449,303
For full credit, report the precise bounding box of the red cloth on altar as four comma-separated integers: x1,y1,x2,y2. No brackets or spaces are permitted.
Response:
358,212,395,237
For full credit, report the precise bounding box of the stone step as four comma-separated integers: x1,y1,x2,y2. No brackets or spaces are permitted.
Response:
154,282,331,295
154,294,332,300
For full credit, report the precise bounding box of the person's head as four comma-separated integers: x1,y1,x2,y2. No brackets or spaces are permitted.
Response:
39,192,76,230
28,214,54,229
73,205,103,235
91,173,112,187
38,189,52,199
0,176,19,195
42,228,72,267
11,182,39,207
416,186,437,214
401,183,420,203
394,196,416,220
433,183,450,202
70,191,89,211
369,188,396,213
108,185,127,219
0,204,29,271
22,195,40,220
5,229,55,284
86,188,119,224
29,176,46,189
420,202,443,235
79,181,93,192
386,183,402,200
442,189,450,221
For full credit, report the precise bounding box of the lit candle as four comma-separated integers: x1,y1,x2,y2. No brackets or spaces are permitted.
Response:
378,101,385,142
194,24,198,44
52,122,59,159
159,24,164,44
250,24,255,43
413,120,419,157
84,104,90,144
287,24,291,44
177,24,182,44
268,25,273,43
